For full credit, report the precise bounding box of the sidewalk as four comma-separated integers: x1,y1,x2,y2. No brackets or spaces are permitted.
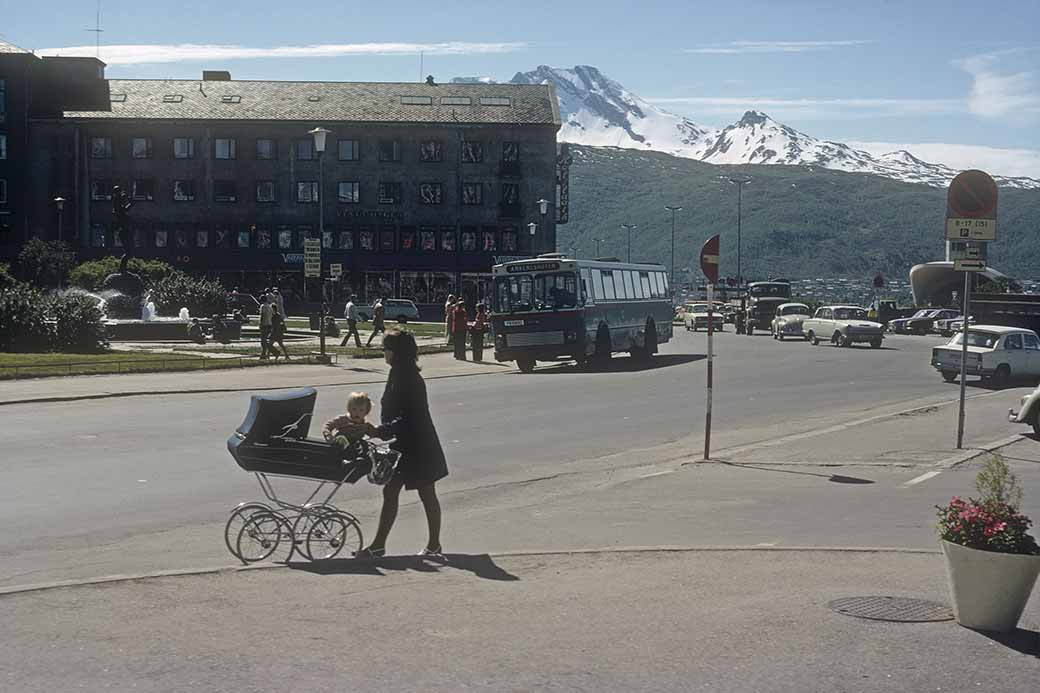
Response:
2,549,1037,691
0,351,512,406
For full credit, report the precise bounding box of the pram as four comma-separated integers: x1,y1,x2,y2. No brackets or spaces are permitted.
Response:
225,387,399,563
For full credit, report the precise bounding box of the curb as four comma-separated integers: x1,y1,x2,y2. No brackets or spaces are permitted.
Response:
0,545,941,597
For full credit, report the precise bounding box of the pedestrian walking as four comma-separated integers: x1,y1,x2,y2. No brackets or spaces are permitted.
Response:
271,305,290,361
351,329,447,558
258,293,274,359
340,294,363,348
444,294,457,345
271,287,286,319
470,302,488,362
366,297,385,348
451,300,469,360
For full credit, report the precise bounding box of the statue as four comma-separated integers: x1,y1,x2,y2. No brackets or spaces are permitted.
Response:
111,185,134,273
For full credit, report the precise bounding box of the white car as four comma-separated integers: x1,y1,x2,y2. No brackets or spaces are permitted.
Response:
802,306,885,348
931,325,1040,386
357,299,420,323
683,303,725,332
770,303,811,341
1009,384,1040,436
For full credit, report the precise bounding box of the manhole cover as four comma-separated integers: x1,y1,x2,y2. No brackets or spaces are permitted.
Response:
828,596,953,622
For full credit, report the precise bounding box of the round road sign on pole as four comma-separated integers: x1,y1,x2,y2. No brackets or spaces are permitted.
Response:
947,170,998,219
700,234,720,284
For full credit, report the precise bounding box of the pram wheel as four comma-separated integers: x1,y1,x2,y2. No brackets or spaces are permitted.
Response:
305,511,363,560
236,510,289,563
225,502,273,561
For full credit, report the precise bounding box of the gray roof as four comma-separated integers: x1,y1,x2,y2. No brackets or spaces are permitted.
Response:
64,79,560,127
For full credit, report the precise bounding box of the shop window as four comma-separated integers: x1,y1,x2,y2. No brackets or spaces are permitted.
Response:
338,181,360,204
132,225,148,248
215,138,236,160
214,180,237,202
132,179,154,201
196,228,210,248
173,137,194,159
322,230,334,249
237,229,251,249
482,227,498,252
462,141,483,163
296,181,319,203
440,227,456,252
296,226,313,249
256,180,276,203
419,140,442,162
461,226,478,252
462,182,483,205
365,272,395,303
419,182,442,204
91,137,112,159
338,139,360,161
131,137,152,159
175,227,192,249
359,228,375,251
400,227,417,251
295,138,314,161
255,225,271,249
154,228,168,248
256,139,275,160
277,225,294,250
420,227,436,251
379,227,396,252
338,229,354,250
378,140,400,162
91,179,114,201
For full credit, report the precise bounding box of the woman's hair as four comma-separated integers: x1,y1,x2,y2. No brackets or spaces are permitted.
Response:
383,329,420,370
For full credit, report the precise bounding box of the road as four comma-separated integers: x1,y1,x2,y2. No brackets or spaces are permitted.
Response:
2,329,1038,587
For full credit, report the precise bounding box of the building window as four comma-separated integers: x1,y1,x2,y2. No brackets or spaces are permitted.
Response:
277,225,294,249
0,79,5,123
337,181,360,204
173,180,196,202
440,227,456,252
419,140,442,162
502,227,518,252
196,228,210,248
462,182,483,205
131,137,152,159
255,225,271,249
214,180,237,202
501,182,520,206
132,225,148,248
297,181,319,203
256,138,275,160
378,182,401,205
401,227,417,251
91,179,114,201
215,138,236,160
420,227,436,251
256,180,276,203
502,141,520,162
461,226,478,252
295,139,315,161
1,134,8,159
237,229,251,249
131,179,155,201
322,230,334,249
338,228,354,250
91,137,112,159
296,225,313,249
359,228,375,251
91,223,107,247
173,137,194,159
378,140,400,162
462,141,483,163
213,225,232,249
419,182,443,204
175,227,192,249
380,227,396,252
482,227,498,252
0,179,6,204
338,139,360,161
154,228,169,248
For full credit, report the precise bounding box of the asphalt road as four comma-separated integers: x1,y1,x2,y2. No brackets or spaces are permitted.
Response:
2,330,1036,586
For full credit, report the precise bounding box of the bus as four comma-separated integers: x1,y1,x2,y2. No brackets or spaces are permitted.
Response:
490,254,674,372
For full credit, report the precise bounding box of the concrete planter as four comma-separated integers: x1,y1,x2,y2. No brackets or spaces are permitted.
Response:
941,539,1040,632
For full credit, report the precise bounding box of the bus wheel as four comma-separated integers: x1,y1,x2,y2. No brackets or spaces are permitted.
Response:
592,328,611,369
516,356,536,373
633,322,657,361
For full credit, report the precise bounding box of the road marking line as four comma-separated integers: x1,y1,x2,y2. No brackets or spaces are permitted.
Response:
901,471,942,487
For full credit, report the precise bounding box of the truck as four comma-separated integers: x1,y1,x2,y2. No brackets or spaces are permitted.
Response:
743,281,792,335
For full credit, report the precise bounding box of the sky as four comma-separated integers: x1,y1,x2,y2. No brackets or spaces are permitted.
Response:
5,0,1039,176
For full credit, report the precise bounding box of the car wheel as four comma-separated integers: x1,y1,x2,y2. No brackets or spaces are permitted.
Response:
396,316,408,324
870,338,882,349
778,333,785,341
516,357,536,373
941,370,957,383
993,364,1011,388
1031,409,1040,438
808,331,819,346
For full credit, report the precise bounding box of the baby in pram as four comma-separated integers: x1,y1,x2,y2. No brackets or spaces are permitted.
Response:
322,392,372,453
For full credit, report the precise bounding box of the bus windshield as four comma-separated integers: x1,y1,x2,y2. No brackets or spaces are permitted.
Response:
495,272,578,312
749,283,791,299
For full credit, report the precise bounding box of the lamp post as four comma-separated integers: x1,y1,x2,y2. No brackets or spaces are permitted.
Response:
593,237,603,258
53,197,66,244
620,224,638,263
309,127,331,361
722,175,751,331
664,205,682,293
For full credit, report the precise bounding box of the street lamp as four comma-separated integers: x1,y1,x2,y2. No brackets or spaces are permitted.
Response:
593,237,603,258
620,224,638,263
722,175,751,331
53,196,66,244
664,205,682,293
309,127,331,361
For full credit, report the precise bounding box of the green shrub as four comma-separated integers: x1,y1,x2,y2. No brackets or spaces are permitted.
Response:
17,239,76,288
0,262,18,290
0,285,52,352
150,271,228,317
68,256,176,292
48,292,109,353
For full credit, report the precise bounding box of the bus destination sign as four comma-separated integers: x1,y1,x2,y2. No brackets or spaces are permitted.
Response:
506,262,560,273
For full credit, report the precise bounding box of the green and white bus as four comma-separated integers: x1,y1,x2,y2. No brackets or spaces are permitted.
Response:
491,254,674,372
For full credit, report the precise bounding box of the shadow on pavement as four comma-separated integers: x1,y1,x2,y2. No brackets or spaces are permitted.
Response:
708,460,875,485
531,354,706,375
975,627,1040,656
285,553,520,581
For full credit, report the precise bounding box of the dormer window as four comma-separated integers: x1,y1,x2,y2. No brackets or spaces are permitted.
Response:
220,95,241,104
162,94,183,103
307,95,321,102
480,96,511,106
110,93,127,103
400,95,432,105
441,96,471,106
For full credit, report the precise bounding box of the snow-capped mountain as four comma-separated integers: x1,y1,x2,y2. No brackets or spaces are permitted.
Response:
506,65,1040,190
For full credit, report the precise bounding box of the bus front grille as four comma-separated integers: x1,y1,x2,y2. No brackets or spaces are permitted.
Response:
507,331,565,347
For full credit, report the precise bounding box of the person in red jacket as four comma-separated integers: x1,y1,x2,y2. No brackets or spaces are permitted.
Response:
451,300,469,360
470,303,488,362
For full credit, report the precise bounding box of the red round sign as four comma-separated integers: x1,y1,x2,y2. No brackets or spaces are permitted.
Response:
948,170,997,219
700,234,720,284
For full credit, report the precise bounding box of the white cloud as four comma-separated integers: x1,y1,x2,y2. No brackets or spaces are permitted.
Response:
848,141,1040,179
646,96,964,119
684,40,873,55
38,42,527,65
954,49,1040,122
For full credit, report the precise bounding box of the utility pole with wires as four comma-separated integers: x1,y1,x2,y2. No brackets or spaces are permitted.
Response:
86,0,104,58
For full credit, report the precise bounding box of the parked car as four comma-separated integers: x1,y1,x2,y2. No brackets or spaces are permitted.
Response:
684,303,725,332
943,316,977,335
1008,384,1040,436
770,303,812,341
802,306,885,348
932,325,1040,386
905,309,960,335
889,308,940,334
356,299,420,323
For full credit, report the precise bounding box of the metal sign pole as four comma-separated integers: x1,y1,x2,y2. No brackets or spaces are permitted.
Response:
704,283,714,460
956,271,970,449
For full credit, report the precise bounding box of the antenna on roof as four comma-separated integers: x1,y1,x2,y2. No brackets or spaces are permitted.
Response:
419,50,424,83
85,0,104,58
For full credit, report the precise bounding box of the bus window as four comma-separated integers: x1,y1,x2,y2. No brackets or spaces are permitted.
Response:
601,270,616,300
623,271,635,299
535,273,578,309
494,274,534,313
593,269,606,300
653,272,664,297
613,270,626,299
581,268,593,304
639,272,652,298
660,272,670,294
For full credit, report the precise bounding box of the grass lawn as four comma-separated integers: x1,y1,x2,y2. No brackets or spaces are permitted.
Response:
0,350,310,380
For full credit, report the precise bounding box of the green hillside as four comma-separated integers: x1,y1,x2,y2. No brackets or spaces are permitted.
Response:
560,145,1040,282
